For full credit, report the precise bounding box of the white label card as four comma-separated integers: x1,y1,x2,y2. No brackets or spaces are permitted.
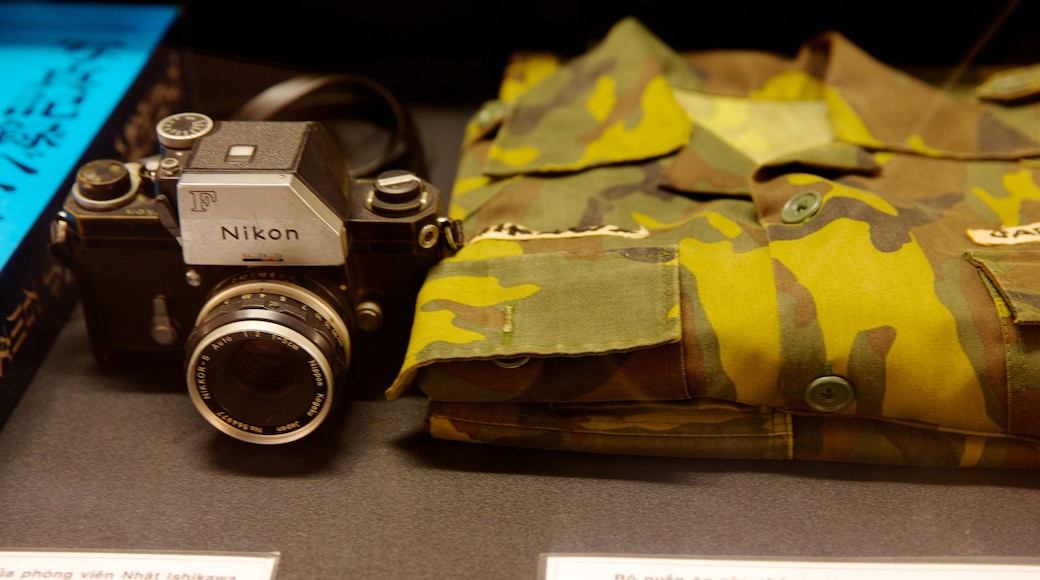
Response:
967,222,1040,245
0,550,278,580
541,555,1040,580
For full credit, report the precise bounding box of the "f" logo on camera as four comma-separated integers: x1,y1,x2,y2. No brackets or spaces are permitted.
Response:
190,190,217,212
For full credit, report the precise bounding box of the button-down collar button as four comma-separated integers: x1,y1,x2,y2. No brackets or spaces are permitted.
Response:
985,73,1036,93
474,100,507,130
804,375,855,412
781,190,822,224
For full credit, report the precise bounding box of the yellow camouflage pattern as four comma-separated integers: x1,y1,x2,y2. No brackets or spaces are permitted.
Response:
388,17,1040,468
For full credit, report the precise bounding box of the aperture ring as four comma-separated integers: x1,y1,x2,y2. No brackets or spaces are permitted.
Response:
195,293,345,360
197,279,350,354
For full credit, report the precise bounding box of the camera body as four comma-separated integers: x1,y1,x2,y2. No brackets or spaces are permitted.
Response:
53,113,460,443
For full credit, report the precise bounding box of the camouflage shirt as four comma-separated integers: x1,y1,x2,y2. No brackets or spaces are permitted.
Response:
387,17,1040,468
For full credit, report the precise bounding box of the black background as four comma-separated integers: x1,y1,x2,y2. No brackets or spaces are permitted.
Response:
154,0,1040,106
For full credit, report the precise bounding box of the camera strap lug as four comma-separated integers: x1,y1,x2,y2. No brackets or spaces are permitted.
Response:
438,217,464,253
155,194,181,240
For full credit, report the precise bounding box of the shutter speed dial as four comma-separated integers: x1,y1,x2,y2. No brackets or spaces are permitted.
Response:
157,112,214,149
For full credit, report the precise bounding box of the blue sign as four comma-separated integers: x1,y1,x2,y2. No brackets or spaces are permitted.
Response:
0,2,178,268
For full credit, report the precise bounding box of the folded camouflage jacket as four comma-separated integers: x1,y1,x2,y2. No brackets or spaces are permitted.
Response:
386,17,1040,468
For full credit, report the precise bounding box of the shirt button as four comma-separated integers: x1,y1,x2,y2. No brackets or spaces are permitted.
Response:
493,356,530,369
781,190,822,223
804,375,855,412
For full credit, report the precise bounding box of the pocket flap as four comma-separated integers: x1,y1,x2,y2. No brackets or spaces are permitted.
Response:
966,250,1040,324
386,244,681,398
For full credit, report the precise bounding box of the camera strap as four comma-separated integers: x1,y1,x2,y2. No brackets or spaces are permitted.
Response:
229,73,426,179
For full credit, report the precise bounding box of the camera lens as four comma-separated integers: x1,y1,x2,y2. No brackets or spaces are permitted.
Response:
232,339,299,395
219,338,317,425
184,277,350,444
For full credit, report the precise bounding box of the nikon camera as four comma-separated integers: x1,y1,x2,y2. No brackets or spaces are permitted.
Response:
52,112,461,444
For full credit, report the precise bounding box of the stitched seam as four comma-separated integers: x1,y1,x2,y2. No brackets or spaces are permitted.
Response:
435,417,794,439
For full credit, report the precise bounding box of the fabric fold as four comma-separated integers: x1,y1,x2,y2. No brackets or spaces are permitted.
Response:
393,17,1040,468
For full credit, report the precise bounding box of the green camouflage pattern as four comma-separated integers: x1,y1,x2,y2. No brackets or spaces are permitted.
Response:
388,17,1040,468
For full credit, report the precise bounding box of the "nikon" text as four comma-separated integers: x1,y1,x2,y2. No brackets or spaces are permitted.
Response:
220,225,299,241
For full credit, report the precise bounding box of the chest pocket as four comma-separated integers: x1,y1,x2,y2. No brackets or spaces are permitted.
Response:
967,249,1040,436
386,244,687,403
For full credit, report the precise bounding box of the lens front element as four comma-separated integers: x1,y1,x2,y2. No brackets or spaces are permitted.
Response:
232,338,302,397
186,279,349,444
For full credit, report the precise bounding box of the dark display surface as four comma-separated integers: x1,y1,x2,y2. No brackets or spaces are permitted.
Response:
2,302,1039,578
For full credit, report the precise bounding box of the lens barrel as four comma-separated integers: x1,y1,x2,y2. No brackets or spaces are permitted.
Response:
185,278,350,444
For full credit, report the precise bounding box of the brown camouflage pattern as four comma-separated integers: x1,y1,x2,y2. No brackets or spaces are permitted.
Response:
388,17,1040,468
